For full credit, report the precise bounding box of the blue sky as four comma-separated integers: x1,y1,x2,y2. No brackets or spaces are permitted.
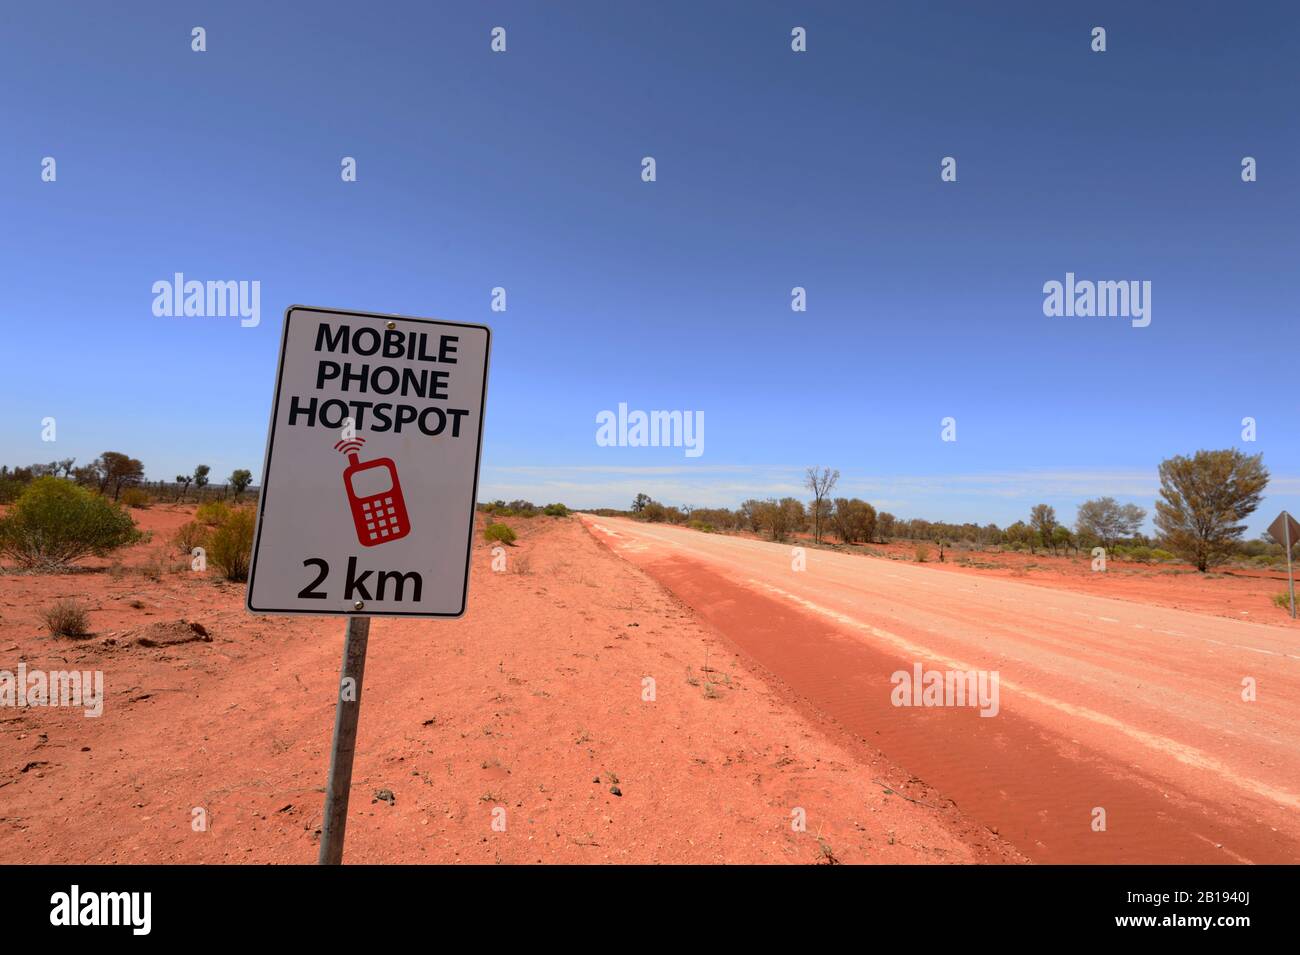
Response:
3,1,1297,532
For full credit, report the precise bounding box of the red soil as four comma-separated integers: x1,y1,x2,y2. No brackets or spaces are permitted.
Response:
0,504,1019,864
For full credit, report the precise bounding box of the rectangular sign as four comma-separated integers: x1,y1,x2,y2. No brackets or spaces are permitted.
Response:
247,305,490,617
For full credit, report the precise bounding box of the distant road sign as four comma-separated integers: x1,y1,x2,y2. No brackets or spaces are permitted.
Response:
1268,511,1300,551
1268,510,1299,620
247,306,490,617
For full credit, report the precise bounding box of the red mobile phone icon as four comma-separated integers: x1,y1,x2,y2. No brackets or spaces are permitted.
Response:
343,453,411,547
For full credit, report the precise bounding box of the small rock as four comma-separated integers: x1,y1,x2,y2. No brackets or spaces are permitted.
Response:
609,785,622,797
373,789,395,806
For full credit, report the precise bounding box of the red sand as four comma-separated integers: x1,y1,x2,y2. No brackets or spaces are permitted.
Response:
0,504,1017,864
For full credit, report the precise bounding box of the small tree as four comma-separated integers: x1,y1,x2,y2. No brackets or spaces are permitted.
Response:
229,469,253,500
1155,449,1268,572
631,493,651,514
831,498,877,544
804,467,839,544
175,474,194,501
91,451,145,501
1075,497,1146,552
1030,504,1058,554
193,464,211,499
1005,520,1033,553
779,497,807,541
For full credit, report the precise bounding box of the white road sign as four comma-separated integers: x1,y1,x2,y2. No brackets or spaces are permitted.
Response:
247,306,490,617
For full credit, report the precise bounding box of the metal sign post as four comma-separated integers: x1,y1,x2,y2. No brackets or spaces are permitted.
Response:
1267,510,1299,620
1286,520,1296,621
318,615,371,864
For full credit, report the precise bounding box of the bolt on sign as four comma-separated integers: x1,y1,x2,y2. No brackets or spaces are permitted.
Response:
247,306,490,617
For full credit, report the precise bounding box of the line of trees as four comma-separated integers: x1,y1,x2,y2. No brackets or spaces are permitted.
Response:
624,448,1278,572
0,454,257,506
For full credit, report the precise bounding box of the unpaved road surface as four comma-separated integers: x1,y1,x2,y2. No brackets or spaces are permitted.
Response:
583,515,1300,863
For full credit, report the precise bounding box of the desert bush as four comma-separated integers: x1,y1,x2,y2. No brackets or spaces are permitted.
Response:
542,503,570,517
139,549,187,580
0,477,28,504
41,599,90,638
832,498,877,545
0,477,141,570
914,542,931,563
208,508,255,581
484,523,517,545
1150,548,1177,562
1126,545,1155,563
1272,592,1295,612
173,520,209,554
195,500,231,526
120,487,151,508
688,520,715,533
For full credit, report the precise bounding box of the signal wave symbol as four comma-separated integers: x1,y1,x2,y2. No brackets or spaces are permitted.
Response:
334,437,366,456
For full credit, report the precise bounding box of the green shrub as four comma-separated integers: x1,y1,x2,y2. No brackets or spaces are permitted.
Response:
0,478,28,504
914,542,931,563
542,503,570,517
688,520,715,533
41,598,91,638
195,500,231,526
484,523,517,545
1273,592,1295,611
173,520,209,554
208,508,255,581
120,487,151,508
1126,545,1154,563
1151,548,1177,562
0,477,141,570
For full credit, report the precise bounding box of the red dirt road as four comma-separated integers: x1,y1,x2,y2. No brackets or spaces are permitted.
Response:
582,515,1300,864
